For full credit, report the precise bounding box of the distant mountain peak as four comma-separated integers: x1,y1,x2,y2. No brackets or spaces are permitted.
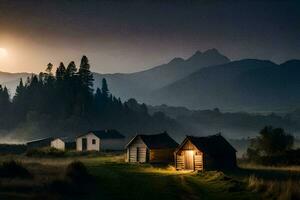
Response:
203,48,220,55
189,50,202,58
168,57,185,65
187,48,230,63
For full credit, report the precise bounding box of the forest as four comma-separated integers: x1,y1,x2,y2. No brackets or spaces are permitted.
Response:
0,56,179,140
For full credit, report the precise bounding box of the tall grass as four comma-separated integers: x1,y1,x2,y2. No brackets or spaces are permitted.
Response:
247,175,300,200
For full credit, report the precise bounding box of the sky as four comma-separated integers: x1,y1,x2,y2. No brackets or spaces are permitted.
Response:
0,0,299,74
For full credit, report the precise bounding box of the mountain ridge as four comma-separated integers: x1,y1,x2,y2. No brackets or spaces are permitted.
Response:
151,59,300,111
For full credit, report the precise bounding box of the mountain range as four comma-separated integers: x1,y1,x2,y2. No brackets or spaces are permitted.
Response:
152,59,300,111
1,49,300,112
93,48,230,102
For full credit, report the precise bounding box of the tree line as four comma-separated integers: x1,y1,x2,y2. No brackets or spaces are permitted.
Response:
246,126,300,165
0,56,179,138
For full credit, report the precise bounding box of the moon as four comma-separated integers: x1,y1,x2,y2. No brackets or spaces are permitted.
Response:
0,48,8,58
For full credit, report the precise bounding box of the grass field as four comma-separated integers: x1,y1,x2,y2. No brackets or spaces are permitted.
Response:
0,153,299,200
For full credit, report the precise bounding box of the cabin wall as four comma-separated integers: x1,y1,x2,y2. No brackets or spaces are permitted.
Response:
194,152,203,171
126,137,148,163
51,139,65,150
149,148,175,163
76,133,100,151
175,140,203,171
204,152,237,170
100,138,126,150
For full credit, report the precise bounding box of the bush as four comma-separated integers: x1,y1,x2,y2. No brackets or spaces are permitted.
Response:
0,160,32,179
26,147,65,157
65,161,91,183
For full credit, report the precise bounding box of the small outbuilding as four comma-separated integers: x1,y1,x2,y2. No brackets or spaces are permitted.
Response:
125,132,178,163
51,137,76,151
26,137,54,149
76,129,125,151
175,134,237,171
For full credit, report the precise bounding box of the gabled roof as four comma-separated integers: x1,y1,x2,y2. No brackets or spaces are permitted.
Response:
127,132,178,149
176,134,236,155
77,129,125,139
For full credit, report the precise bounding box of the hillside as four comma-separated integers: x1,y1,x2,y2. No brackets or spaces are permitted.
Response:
151,59,300,111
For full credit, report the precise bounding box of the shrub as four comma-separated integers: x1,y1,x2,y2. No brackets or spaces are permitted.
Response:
65,161,91,183
0,160,32,179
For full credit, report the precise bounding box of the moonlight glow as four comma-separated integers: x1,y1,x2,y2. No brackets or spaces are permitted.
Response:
0,48,8,58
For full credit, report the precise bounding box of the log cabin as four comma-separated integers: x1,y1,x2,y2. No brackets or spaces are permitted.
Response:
175,134,237,171
76,129,125,151
125,132,178,163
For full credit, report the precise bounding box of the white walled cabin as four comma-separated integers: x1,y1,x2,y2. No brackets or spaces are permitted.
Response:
76,130,125,151
50,137,75,151
51,138,65,150
76,133,100,151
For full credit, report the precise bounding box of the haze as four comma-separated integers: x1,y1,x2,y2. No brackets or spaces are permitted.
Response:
0,0,299,73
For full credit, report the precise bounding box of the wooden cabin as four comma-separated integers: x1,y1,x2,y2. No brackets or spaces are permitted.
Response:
51,137,75,151
126,132,178,163
76,129,125,151
26,137,54,149
175,134,237,171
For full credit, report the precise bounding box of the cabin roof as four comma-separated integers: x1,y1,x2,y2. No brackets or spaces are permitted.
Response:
177,134,236,155
77,129,125,139
53,137,75,143
127,132,178,149
26,137,54,145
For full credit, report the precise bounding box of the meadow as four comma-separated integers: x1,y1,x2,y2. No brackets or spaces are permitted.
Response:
0,153,299,200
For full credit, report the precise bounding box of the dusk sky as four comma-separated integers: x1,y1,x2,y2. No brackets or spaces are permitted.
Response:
0,0,299,73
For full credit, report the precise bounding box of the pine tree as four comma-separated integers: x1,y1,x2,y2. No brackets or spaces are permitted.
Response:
76,56,94,116
56,62,66,80
13,79,25,103
101,78,109,98
45,63,55,85
0,85,11,126
78,56,94,93
46,63,53,75
66,61,77,77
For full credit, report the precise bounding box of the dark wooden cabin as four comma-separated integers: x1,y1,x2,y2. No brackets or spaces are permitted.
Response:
126,132,178,163
175,134,237,171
